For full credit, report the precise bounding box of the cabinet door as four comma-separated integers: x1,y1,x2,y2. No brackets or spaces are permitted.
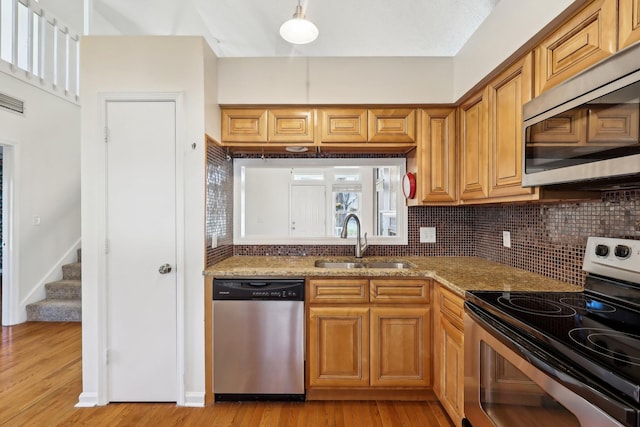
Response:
619,0,640,49
419,108,457,203
308,307,370,387
488,53,534,198
535,0,617,95
368,109,416,143
221,108,268,142
437,316,464,425
267,108,315,143
319,108,368,143
370,307,431,388
459,89,489,200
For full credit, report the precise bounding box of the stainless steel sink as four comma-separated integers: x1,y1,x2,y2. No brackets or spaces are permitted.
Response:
313,261,366,269
362,261,415,269
314,260,415,269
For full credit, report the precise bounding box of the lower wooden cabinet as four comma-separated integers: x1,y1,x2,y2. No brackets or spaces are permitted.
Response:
308,306,370,387
370,306,431,387
307,278,432,398
434,283,465,425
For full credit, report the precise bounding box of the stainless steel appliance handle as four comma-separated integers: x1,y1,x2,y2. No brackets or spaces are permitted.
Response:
465,303,637,427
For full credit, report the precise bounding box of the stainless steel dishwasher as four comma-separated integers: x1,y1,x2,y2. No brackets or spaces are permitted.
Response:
212,277,305,401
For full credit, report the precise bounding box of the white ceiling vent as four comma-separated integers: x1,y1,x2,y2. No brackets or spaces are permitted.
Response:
0,92,25,115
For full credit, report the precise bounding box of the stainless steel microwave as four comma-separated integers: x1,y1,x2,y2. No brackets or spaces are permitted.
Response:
522,43,640,190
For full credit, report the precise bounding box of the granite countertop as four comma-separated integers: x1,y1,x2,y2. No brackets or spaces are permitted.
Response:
203,256,581,296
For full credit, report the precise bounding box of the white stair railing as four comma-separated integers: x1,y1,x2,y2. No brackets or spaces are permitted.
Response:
1,0,79,103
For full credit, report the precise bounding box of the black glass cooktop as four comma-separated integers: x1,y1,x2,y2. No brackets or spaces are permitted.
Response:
466,290,640,403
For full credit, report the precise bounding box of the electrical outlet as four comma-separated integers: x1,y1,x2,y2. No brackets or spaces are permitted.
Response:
210,233,218,248
502,231,511,248
420,227,436,243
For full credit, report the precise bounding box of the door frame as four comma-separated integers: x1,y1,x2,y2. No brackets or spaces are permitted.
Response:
96,92,186,405
0,140,18,326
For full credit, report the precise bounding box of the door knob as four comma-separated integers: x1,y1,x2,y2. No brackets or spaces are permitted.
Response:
158,263,172,274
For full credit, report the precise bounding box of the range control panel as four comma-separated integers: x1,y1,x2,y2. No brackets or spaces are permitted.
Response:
583,237,640,284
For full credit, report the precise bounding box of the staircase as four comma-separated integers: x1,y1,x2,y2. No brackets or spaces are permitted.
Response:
26,249,81,322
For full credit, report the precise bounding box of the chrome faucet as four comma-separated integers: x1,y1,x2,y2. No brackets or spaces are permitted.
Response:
340,213,368,258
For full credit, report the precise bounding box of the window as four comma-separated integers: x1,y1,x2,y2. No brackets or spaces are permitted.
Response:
234,158,407,245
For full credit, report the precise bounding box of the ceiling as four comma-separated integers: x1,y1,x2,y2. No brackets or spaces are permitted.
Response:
91,0,501,58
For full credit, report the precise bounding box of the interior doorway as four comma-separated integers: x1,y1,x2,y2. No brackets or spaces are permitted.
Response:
0,142,15,326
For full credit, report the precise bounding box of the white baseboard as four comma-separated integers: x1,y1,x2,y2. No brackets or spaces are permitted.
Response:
75,392,99,408
182,392,205,407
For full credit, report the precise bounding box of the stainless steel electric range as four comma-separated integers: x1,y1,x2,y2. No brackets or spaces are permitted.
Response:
464,237,640,427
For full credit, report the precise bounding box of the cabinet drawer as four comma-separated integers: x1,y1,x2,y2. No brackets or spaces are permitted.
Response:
370,279,430,304
268,109,315,143
438,286,464,329
221,108,268,142
319,108,368,143
368,109,416,143
308,279,369,304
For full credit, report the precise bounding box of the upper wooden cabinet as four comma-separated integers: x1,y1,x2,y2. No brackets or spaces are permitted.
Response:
534,0,617,95
368,108,416,143
221,108,268,142
319,108,368,143
268,108,315,143
459,89,489,201
619,0,640,49
221,107,314,146
407,108,457,205
488,53,535,199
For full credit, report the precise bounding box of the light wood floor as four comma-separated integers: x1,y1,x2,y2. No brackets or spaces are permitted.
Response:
1,322,454,427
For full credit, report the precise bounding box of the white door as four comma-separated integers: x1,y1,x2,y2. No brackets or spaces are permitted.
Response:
290,185,325,236
105,100,177,402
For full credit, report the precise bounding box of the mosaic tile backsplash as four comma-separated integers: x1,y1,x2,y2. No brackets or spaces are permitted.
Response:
206,143,640,287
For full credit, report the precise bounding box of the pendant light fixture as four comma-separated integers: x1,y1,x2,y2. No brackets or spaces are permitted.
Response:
279,1,319,45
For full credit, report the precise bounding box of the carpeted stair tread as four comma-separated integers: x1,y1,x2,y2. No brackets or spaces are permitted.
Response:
45,280,81,300
62,262,81,280
26,299,81,322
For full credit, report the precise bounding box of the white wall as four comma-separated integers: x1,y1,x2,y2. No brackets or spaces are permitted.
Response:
453,0,582,99
80,36,215,407
218,57,454,105
38,0,83,32
0,72,81,325
217,1,584,105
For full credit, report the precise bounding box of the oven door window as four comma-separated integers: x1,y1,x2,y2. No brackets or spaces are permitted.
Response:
480,341,580,426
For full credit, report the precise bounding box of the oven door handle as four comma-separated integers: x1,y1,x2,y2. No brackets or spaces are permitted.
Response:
465,302,638,427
